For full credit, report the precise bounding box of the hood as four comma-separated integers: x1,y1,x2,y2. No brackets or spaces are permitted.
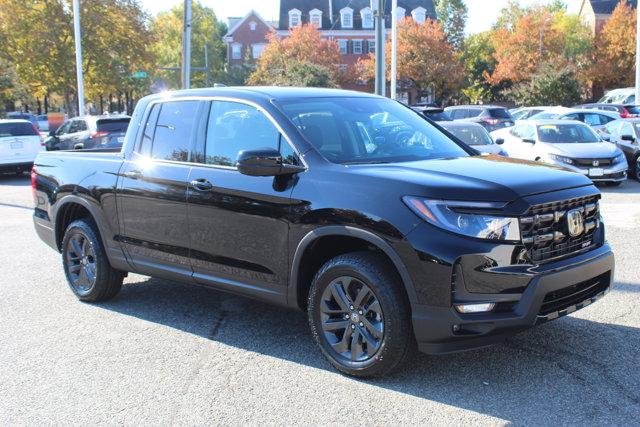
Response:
547,142,620,158
350,156,592,202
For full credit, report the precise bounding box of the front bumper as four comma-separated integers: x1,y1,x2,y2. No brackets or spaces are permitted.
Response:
411,244,614,354
558,162,628,182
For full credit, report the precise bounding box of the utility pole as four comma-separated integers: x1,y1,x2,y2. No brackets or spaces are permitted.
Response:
636,6,640,104
390,0,398,100
181,0,192,89
72,0,85,116
373,0,386,97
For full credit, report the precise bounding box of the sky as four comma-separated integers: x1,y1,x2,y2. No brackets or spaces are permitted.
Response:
139,0,581,34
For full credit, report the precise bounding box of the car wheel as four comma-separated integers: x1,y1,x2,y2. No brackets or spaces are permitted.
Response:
61,218,124,302
308,251,414,378
634,155,640,181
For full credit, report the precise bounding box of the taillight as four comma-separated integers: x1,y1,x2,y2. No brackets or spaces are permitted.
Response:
90,131,108,139
620,108,637,118
31,167,37,193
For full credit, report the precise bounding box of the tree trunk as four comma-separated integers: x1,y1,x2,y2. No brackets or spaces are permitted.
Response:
99,95,104,115
44,94,49,114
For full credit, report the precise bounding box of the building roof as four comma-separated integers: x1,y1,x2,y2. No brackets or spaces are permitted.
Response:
278,0,436,30
585,0,637,14
224,10,274,38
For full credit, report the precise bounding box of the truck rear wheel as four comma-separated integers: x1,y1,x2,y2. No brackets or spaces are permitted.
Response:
61,219,124,302
307,251,414,378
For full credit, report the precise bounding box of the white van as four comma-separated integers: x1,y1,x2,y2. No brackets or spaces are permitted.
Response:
0,119,44,174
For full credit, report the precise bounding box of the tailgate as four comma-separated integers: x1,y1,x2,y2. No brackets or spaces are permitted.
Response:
0,136,42,163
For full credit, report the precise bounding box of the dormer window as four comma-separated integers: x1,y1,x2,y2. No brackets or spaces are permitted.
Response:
412,7,426,24
288,8,301,28
309,8,323,28
360,7,373,29
396,7,406,21
340,7,353,29
249,21,257,31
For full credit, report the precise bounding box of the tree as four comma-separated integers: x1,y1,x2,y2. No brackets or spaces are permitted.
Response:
591,1,637,89
248,25,342,86
358,18,464,103
269,61,337,87
150,1,227,89
506,62,582,106
433,0,467,50
459,31,503,102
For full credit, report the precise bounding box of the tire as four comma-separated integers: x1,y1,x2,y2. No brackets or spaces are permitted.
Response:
308,251,414,378
61,218,124,302
634,155,640,181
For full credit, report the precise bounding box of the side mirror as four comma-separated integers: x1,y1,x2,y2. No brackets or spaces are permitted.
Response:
621,134,636,143
522,138,536,144
495,138,505,145
237,148,305,177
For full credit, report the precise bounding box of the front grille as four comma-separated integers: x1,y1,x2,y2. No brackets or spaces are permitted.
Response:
520,195,600,263
574,158,613,167
539,272,610,316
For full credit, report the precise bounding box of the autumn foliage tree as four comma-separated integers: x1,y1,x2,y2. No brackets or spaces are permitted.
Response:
591,1,637,89
248,25,342,87
358,18,464,102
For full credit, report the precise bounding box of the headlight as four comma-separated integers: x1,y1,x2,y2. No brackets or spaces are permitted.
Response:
403,197,520,241
613,152,626,165
548,154,574,165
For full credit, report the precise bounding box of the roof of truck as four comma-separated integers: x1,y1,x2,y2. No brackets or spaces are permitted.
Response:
145,87,378,103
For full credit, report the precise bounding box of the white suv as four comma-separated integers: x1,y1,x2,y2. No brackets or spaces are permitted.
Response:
0,119,44,175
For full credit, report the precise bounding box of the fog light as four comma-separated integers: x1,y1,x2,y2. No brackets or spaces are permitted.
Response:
455,303,495,314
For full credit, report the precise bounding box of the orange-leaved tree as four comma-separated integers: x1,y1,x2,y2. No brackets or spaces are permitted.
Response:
357,18,464,102
248,25,343,87
591,1,637,89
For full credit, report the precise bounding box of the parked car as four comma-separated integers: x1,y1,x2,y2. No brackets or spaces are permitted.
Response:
440,121,506,155
444,105,514,132
44,115,130,151
598,87,635,105
492,119,628,185
36,114,50,133
600,118,640,181
529,108,619,134
0,119,44,174
6,112,38,126
574,103,640,119
33,87,614,378
411,106,451,121
510,106,549,121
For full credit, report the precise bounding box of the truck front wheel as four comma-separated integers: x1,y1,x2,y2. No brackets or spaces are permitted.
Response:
61,219,124,302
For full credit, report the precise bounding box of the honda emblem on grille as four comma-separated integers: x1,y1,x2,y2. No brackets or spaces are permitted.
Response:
567,209,585,237
592,160,600,167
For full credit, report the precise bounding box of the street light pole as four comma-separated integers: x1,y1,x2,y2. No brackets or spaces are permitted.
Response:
182,0,192,89
72,0,85,116
390,0,398,100
635,7,640,104
373,0,386,97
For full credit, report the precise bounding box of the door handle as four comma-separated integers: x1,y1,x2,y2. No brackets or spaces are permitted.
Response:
124,170,143,180
190,179,213,191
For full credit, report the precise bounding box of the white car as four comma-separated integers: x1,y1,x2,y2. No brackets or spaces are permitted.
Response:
529,108,619,134
598,87,635,105
491,120,628,185
0,119,44,175
439,121,507,155
510,106,557,121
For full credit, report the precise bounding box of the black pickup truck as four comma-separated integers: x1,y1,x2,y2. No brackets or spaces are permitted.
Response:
32,87,614,377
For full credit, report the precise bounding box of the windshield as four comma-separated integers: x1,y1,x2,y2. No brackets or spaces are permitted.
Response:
529,112,561,120
424,111,451,121
0,122,38,137
442,125,494,146
488,108,512,119
537,124,601,143
278,97,468,164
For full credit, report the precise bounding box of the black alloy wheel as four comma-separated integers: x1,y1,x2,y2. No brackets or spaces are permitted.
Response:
319,276,384,362
635,156,640,181
65,232,97,295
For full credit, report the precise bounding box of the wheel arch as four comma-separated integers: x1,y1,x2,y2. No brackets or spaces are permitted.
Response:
289,226,418,310
54,195,110,252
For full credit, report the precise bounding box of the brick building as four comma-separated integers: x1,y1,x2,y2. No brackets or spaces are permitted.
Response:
579,0,637,35
223,11,276,67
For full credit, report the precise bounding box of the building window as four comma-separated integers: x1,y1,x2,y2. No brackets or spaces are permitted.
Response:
412,7,426,24
338,39,348,55
368,39,375,53
340,7,353,29
249,21,257,31
252,43,265,59
309,8,322,28
231,43,242,60
361,7,373,29
289,8,301,28
396,7,406,21
353,40,363,54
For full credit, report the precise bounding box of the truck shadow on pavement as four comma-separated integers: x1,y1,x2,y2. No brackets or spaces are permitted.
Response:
100,276,640,424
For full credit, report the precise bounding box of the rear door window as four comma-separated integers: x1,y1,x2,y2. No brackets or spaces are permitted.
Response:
584,113,613,126
150,101,200,162
97,118,130,133
449,109,465,120
0,122,38,137
467,109,482,118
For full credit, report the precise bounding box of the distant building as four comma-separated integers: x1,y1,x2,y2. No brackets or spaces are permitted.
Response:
223,11,276,68
276,0,437,67
579,0,637,35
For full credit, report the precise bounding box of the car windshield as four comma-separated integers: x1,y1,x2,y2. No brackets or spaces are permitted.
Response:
488,108,512,119
537,124,600,143
278,97,468,164
0,122,38,137
442,125,494,146
96,118,130,133
529,112,560,120
424,111,451,121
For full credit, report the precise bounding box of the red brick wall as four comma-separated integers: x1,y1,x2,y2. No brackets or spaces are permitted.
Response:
227,14,273,66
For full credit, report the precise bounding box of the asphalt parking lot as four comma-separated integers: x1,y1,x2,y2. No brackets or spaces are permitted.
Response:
0,174,639,425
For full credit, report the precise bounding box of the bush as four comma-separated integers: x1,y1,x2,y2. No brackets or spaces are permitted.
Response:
506,63,582,106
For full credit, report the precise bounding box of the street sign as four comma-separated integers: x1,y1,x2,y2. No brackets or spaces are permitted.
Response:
132,71,148,79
